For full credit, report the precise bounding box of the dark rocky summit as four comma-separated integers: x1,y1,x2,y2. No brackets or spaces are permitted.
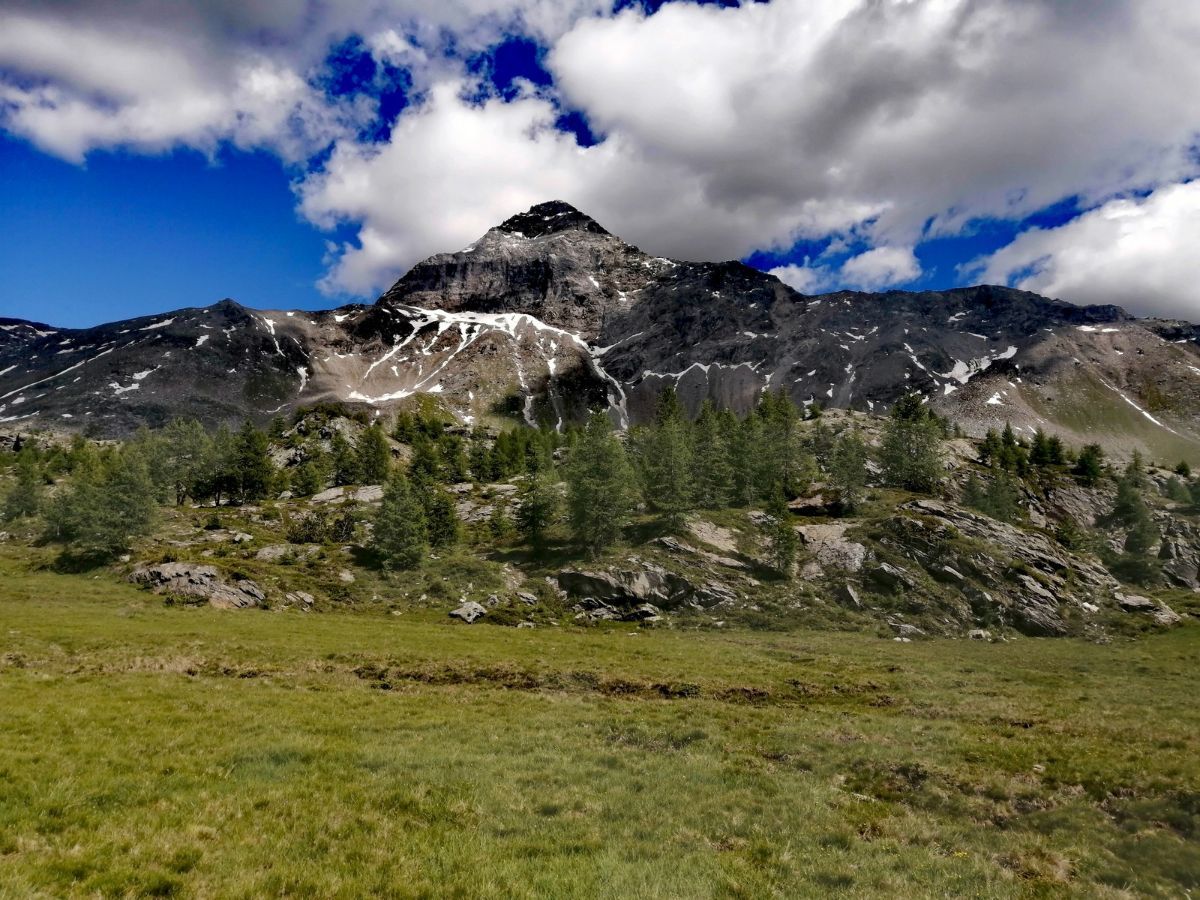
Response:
2,201,1199,460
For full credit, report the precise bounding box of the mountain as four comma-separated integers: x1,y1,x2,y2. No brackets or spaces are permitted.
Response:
3,200,1200,460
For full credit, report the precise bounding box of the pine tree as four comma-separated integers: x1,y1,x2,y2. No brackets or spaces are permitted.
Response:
962,474,987,512
880,394,944,493
2,449,44,521
161,419,211,505
984,473,1020,523
330,431,361,486
1109,474,1148,528
268,415,288,442
828,429,869,513
408,433,442,481
1074,444,1105,487
979,429,1002,467
196,426,237,506
693,400,733,508
356,423,391,484
1030,429,1054,467
372,472,428,570
754,391,813,498
1165,476,1191,504
644,418,694,527
46,449,157,558
413,477,460,548
232,421,273,503
515,469,560,550
565,411,639,556
488,503,515,542
729,410,761,506
762,486,797,577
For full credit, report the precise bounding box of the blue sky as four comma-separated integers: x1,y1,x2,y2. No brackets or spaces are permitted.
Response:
0,0,1196,327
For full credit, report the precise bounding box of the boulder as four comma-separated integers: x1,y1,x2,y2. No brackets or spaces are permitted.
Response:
1118,594,1183,627
129,563,266,610
888,621,926,639
449,601,487,624
867,562,916,592
836,583,862,608
654,536,747,570
686,518,739,554
622,603,663,622
795,524,868,573
557,565,733,611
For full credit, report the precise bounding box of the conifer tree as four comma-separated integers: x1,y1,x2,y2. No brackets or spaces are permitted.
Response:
984,473,1021,523
1165,476,1191,504
516,469,560,550
729,410,761,506
356,423,391,484
828,429,869,513
161,418,210,505
46,449,156,558
763,486,797,577
408,433,442,481
488,503,515,542
2,449,44,521
693,400,733,508
755,391,812,498
566,411,639,556
232,421,273,503
1073,444,1105,487
413,477,461,548
372,472,428,570
641,388,694,527
1109,473,1148,528
197,426,237,506
962,474,988,511
330,431,361,486
880,394,944,493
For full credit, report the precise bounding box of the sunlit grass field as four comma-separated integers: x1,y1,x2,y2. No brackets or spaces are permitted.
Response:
1,553,1197,898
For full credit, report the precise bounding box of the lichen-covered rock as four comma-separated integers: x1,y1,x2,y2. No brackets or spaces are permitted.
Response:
557,565,735,611
129,563,265,610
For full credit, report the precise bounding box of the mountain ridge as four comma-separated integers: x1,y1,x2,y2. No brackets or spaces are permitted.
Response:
2,201,1199,462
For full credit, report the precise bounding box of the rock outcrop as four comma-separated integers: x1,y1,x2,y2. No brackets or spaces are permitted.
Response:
557,565,736,612
129,563,266,609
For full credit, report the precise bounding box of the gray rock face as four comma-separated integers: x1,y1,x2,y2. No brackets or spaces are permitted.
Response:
796,524,867,574
1118,594,1182,627
557,565,734,611
128,563,265,609
876,499,1126,636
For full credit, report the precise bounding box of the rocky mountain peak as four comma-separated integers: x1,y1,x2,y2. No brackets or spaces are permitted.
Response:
495,200,611,239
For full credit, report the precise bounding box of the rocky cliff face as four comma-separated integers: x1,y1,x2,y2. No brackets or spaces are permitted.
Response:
2,200,1199,461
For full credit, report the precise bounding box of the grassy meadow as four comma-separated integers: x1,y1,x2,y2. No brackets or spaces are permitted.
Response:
0,550,1198,898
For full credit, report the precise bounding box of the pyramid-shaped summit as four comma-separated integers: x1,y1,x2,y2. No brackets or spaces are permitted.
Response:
496,200,610,239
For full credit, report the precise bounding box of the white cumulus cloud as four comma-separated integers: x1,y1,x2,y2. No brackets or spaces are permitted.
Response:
978,182,1200,320
3,0,1199,312
840,246,922,291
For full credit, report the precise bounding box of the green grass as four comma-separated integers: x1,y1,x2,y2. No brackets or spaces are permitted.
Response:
1,550,1198,897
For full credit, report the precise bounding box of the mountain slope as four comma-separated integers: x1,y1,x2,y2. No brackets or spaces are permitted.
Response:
2,201,1199,461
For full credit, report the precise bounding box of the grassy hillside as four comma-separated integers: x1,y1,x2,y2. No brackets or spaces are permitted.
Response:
1023,372,1200,468
1,550,1197,898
